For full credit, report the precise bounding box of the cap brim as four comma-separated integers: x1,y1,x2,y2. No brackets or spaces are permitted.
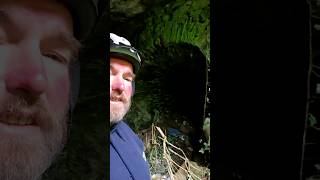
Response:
110,52,141,73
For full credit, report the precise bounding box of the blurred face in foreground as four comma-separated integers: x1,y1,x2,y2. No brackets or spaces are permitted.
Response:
110,57,134,124
0,0,81,179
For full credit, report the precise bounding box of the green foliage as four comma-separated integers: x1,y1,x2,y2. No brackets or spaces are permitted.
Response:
308,113,319,128
125,95,154,131
146,142,168,176
199,117,210,154
199,138,210,154
145,127,186,176
138,0,210,62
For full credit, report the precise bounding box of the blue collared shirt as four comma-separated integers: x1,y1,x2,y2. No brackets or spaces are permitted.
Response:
110,121,151,180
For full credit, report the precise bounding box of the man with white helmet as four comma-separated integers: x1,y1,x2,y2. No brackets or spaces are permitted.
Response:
110,33,151,180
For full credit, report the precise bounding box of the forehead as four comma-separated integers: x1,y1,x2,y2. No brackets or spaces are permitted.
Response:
110,57,134,73
0,0,73,32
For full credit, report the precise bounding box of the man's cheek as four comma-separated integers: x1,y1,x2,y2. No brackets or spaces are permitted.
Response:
45,64,70,110
126,84,133,97
51,75,69,109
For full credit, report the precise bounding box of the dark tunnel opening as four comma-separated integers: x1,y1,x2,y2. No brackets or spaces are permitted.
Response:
161,44,207,134
137,43,209,165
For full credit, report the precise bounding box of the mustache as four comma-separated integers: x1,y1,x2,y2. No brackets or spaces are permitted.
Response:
110,92,128,103
0,96,49,126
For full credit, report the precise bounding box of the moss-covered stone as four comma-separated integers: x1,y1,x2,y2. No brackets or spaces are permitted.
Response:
137,0,210,62
111,0,146,18
124,0,210,132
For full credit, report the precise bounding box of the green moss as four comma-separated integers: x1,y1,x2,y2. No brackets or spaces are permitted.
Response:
110,0,145,18
125,0,210,131
138,0,210,62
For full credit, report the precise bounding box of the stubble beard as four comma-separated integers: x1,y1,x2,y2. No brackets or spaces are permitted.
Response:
0,96,68,180
110,95,131,125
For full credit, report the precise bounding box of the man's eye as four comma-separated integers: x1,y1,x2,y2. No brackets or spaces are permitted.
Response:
43,52,68,65
124,77,133,82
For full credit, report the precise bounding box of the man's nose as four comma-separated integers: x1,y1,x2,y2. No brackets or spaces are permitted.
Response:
111,77,125,93
5,48,48,97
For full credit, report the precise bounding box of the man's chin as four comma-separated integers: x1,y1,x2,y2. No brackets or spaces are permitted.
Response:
0,118,67,180
0,134,52,180
110,118,122,125
110,105,128,124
